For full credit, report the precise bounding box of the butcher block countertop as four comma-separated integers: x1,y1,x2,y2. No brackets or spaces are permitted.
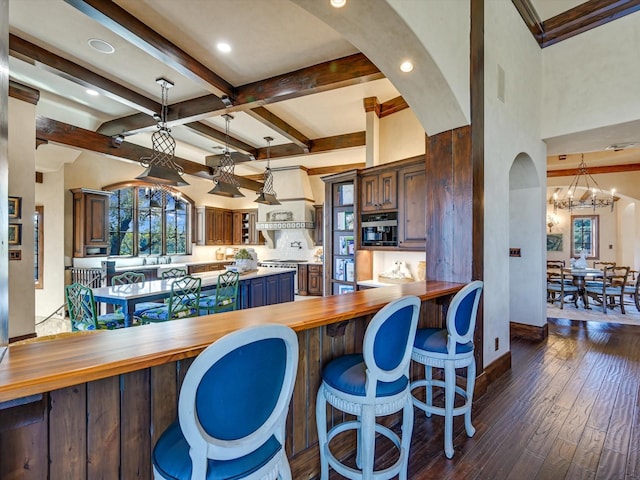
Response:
0,280,464,403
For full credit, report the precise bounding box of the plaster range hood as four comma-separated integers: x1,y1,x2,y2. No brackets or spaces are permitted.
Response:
256,167,316,249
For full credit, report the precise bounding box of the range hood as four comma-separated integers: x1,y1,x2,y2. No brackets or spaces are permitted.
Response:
256,167,316,249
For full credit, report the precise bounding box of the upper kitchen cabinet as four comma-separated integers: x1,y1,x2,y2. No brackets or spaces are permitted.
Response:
360,169,397,212
232,209,263,246
397,162,426,250
195,206,233,246
71,188,112,257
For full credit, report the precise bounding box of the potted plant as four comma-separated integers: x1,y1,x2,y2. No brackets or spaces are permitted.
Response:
235,248,253,272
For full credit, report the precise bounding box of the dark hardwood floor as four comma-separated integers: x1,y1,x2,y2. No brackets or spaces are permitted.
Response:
329,318,640,479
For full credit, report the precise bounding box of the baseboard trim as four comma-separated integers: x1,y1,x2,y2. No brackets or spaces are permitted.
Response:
510,321,548,341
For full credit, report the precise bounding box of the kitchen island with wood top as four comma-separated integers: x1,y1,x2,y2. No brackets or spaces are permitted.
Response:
0,280,465,479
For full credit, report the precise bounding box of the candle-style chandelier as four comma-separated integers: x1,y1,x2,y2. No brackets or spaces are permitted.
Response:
553,155,615,213
136,78,189,187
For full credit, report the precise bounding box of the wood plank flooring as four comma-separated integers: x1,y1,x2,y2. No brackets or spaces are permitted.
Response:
329,318,640,479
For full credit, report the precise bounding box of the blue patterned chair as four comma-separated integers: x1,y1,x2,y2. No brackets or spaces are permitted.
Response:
140,276,201,323
152,324,299,479
198,271,240,315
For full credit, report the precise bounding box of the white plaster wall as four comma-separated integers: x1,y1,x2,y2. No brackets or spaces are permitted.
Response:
8,97,36,338
484,1,547,366
542,12,640,139
387,0,470,124
379,109,425,164
35,167,65,319
617,199,640,271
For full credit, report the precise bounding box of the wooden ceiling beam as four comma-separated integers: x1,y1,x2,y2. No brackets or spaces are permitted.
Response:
245,107,310,152
63,0,234,97
512,0,640,48
9,34,159,115
548,163,640,177
8,79,40,105
35,116,262,191
97,53,383,136
184,121,257,156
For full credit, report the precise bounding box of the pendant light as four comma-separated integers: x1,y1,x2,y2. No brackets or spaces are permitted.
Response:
136,78,189,187
553,154,615,213
208,114,245,198
255,136,281,205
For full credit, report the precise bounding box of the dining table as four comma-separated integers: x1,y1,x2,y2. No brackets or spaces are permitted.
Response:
563,267,603,309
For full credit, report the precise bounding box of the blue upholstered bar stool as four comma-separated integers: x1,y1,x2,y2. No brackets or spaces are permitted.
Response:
316,295,420,480
152,324,299,479
410,280,483,459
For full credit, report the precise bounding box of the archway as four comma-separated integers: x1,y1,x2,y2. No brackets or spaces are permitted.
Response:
510,153,546,329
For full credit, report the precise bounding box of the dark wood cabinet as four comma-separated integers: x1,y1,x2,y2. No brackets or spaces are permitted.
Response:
188,262,231,274
71,188,111,257
232,211,244,245
198,207,234,245
360,170,397,212
398,163,426,250
299,263,323,296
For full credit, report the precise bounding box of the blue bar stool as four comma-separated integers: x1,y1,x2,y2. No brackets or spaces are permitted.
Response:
152,324,299,479
410,280,483,458
316,295,420,479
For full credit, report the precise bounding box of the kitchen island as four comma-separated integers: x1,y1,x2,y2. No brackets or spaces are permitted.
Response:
93,267,295,326
0,280,464,479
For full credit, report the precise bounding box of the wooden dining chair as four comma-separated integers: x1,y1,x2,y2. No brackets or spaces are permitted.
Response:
623,271,640,312
585,265,629,314
547,263,578,309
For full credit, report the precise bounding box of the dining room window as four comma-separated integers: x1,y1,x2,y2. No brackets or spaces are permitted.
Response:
107,184,191,257
571,214,599,259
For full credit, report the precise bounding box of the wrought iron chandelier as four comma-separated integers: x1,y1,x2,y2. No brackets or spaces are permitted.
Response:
208,114,244,198
255,136,281,205
553,155,615,213
136,78,189,187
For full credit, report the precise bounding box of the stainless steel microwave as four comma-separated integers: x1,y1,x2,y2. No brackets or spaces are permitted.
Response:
361,212,398,247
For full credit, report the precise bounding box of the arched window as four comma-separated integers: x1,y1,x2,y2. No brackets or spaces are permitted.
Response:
105,183,192,257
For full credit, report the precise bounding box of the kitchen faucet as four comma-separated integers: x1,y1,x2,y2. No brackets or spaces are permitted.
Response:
291,241,303,249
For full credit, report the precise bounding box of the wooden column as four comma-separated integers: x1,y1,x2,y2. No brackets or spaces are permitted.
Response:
0,0,9,363
425,0,484,372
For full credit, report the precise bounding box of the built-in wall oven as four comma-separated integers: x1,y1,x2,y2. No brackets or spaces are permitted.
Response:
361,212,398,247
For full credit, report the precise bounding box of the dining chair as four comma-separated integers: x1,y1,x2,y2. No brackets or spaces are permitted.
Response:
152,324,298,480
547,264,578,309
67,281,143,330
198,271,240,315
411,280,483,459
585,265,629,314
111,271,160,322
161,267,188,279
587,261,616,287
139,276,201,323
316,295,420,479
623,271,640,311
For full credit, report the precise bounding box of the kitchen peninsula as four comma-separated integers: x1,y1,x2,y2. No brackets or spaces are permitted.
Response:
0,281,464,479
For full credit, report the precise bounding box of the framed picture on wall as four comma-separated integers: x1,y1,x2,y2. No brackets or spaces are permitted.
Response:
8,224,22,246
8,196,21,219
547,233,563,252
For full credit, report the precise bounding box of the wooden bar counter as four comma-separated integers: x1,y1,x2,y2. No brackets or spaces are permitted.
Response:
0,281,463,479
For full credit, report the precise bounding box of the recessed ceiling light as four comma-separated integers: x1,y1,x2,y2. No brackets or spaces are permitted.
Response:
88,38,115,54
217,42,231,53
86,89,99,96
331,0,347,7
400,61,414,73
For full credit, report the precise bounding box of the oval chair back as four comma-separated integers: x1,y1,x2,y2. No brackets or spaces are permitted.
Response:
152,324,299,480
445,280,484,357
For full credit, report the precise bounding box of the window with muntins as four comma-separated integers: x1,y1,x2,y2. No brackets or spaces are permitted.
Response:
108,185,190,256
571,215,599,259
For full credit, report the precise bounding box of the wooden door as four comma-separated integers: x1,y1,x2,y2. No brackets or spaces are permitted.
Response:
360,173,378,212
232,211,243,245
398,164,426,250
378,170,397,210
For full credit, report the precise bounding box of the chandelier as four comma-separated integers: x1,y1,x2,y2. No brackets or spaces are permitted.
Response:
255,136,281,205
144,184,184,210
553,155,615,213
208,114,244,198
136,78,189,187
